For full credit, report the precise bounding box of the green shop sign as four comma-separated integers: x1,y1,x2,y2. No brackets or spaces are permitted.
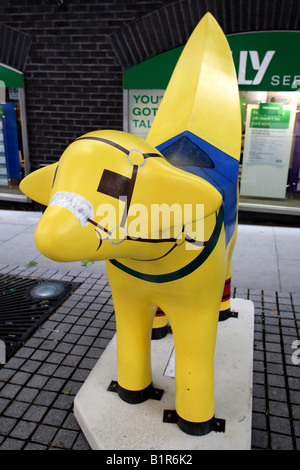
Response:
250,103,291,129
0,64,24,88
124,31,300,92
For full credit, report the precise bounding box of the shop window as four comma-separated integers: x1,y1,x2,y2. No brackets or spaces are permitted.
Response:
123,31,300,216
0,65,29,201
239,91,300,212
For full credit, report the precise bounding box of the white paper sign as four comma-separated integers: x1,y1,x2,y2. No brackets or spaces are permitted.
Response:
240,103,296,199
164,347,175,378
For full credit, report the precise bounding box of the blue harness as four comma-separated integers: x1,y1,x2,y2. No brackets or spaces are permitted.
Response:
157,131,239,246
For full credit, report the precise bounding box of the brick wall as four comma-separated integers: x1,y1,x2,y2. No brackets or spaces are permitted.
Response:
0,0,169,170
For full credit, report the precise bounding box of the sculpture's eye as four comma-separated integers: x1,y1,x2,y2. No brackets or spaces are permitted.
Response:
97,169,131,200
162,136,215,169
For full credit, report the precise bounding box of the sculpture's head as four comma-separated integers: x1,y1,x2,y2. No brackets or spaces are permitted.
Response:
20,130,222,262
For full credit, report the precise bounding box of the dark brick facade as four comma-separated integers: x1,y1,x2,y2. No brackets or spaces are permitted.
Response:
0,0,299,171
0,24,31,72
0,0,168,170
111,0,300,70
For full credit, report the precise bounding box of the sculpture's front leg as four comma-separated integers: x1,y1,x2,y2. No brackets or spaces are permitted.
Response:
111,288,157,403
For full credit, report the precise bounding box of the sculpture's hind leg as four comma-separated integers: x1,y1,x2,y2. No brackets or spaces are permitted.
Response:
167,292,222,435
152,308,169,339
219,220,238,321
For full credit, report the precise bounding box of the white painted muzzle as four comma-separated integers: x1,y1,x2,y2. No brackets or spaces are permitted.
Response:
49,191,94,227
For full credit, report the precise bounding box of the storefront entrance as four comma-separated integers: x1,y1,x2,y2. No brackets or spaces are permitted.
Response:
123,31,300,218
0,64,29,202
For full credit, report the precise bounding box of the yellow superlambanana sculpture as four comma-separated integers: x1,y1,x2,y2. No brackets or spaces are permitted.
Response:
20,13,241,435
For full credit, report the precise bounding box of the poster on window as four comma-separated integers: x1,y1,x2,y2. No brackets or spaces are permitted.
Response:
0,111,8,186
127,89,164,139
240,103,296,199
288,111,300,193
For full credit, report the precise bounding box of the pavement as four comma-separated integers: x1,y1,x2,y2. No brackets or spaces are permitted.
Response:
0,209,299,450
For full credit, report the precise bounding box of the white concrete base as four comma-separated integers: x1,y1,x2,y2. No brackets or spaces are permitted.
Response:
74,298,254,450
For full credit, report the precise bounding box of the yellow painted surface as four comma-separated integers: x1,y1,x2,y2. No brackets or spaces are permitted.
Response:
147,13,241,160
19,13,241,429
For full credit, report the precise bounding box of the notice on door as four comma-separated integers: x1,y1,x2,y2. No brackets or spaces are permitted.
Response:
240,103,296,199
0,112,8,186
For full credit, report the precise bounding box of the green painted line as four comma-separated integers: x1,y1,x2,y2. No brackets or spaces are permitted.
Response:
109,207,224,283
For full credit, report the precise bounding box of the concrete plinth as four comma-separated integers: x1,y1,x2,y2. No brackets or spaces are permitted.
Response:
74,298,254,450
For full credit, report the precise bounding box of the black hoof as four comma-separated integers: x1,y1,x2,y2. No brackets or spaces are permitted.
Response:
151,324,169,340
163,410,226,436
109,382,163,404
177,415,226,436
219,308,238,321
117,383,153,404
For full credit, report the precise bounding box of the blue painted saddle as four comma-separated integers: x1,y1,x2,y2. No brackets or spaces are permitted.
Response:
157,131,239,246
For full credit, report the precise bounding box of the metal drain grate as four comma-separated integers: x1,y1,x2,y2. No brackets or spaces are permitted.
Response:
0,273,79,362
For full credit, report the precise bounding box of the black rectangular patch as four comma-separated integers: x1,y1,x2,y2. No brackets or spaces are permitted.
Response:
97,169,131,199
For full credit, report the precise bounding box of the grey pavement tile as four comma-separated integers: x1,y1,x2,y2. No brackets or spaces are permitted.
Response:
42,408,68,427
0,223,28,242
0,416,18,434
9,420,38,440
9,371,31,386
22,405,48,422
44,377,66,392
23,442,48,450
0,210,42,225
270,433,294,450
33,390,57,407
268,400,290,418
0,437,25,450
72,433,91,450
4,401,29,419
15,387,39,403
290,390,300,405
61,354,83,368
31,424,57,445
278,258,300,293
36,363,58,377
51,393,74,411
0,383,22,399
251,429,269,449
269,415,292,435
51,428,78,449
0,396,10,413
252,412,267,430
52,365,74,379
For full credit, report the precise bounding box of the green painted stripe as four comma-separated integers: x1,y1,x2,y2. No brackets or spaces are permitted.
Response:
109,207,224,283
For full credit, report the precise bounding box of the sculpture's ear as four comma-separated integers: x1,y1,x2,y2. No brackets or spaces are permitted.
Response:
146,160,223,239
156,161,223,218
19,163,58,206
183,173,222,222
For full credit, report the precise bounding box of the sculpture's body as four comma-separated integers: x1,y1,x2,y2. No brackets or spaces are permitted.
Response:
20,14,241,435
